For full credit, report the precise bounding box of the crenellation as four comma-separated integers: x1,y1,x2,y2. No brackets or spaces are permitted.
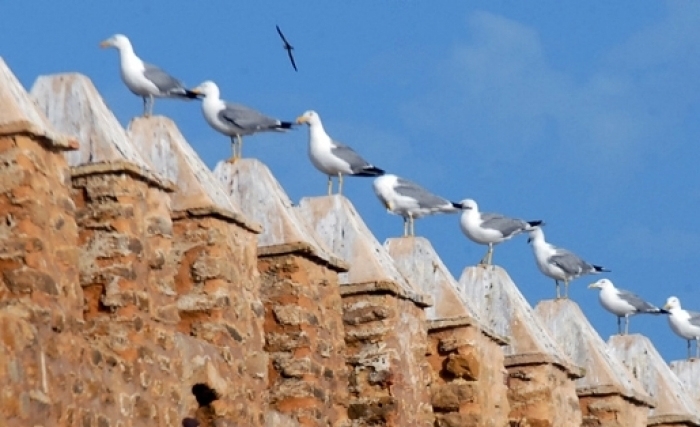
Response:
1,58,697,427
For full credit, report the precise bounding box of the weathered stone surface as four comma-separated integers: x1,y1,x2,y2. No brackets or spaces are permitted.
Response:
458,266,583,426
296,195,432,307
670,359,700,412
214,159,346,271
608,334,700,426
535,299,653,427
0,58,77,150
127,116,261,234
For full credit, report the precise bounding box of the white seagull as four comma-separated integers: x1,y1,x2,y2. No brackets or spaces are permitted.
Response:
588,279,665,335
296,110,384,195
190,81,294,162
527,226,609,299
664,296,700,359
100,34,198,117
373,174,461,237
458,199,542,266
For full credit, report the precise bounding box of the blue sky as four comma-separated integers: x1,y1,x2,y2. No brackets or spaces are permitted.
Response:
2,1,699,364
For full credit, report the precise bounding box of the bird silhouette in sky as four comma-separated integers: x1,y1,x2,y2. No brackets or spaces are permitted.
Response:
276,25,298,72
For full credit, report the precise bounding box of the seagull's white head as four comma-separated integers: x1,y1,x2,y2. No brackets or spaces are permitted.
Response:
664,296,681,311
526,225,545,244
372,174,397,211
296,110,321,126
100,34,132,51
588,278,614,290
190,81,220,99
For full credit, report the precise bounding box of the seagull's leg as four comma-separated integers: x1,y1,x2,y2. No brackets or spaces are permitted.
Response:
327,176,333,195
142,97,148,117
624,315,629,335
226,137,237,164
555,280,560,299
688,340,692,360
237,135,244,159
564,279,570,299
147,95,154,117
617,317,621,335
403,217,408,237
488,244,494,265
338,173,344,195
410,215,415,236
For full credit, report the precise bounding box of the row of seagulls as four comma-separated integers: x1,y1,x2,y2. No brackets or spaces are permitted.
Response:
527,226,609,299
588,279,666,335
100,34,199,117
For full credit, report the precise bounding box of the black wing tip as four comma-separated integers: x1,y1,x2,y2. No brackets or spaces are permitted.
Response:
183,89,202,100
528,220,544,227
191,383,220,407
594,265,611,273
355,166,385,177
279,121,295,130
451,201,464,209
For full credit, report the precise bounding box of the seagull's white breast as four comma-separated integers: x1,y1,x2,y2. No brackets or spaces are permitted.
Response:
119,52,159,97
599,288,635,316
668,310,700,340
308,128,352,176
460,213,504,244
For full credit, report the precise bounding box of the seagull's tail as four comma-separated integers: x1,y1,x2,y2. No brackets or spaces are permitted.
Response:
354,166,385,177
593,265,611,273
183,89,202,100
451,201,464,210
276,121,295,131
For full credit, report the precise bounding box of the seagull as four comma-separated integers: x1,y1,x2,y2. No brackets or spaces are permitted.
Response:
588,279,666,335
296,110,384,195
664,296,700,360
190,81,294,162
458,199,542,266
527,226,609,299
276,25,298,72
373,174,461,237
99,34,198,117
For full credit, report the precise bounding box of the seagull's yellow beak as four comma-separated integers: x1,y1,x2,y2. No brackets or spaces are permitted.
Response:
189,87,203,95
663,303,671,310
296,116,308,124
99,40,111,49
587,282,599,289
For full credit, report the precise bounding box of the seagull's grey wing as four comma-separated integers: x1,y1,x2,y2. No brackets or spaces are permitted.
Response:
687,311,700,327
548,249,593,276
481,213,528,238
616,289,659,313
330,141,373,172
219,102,281,132
394,177,450,208
143,63,187,95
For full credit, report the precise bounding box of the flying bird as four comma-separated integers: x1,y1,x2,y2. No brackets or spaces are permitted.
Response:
276,25,298,72
588,279,666,335
458,199,542,266
190,80,294,162
296,110,384,195
99,34,198,117
373,174,461,237
664,296,700,360
527,226,609,299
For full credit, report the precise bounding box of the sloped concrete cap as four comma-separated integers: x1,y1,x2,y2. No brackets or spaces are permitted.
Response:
0,58,77,150
31,73,158,172
458,266,581,375
127,116,261,233
535,299,653,407
609,334,700,426
670,359,700,410
214,159,346,270
385,237,505,343
296,195,432,307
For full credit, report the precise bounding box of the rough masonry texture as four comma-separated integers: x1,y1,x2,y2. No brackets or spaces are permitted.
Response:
2,57,700,427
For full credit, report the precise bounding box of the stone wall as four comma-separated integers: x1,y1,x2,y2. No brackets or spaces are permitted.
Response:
2,57,700,427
